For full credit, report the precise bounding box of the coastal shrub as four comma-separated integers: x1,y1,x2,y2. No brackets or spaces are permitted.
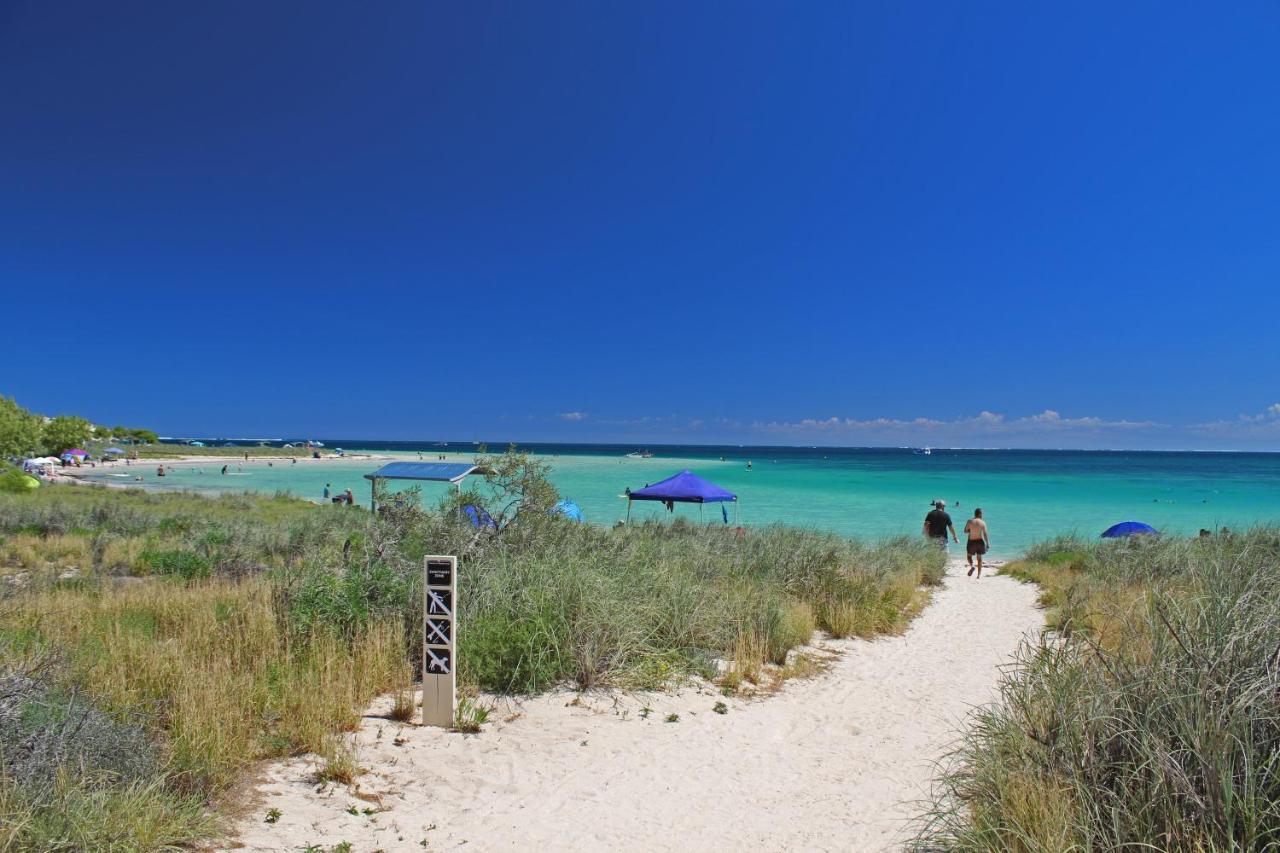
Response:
0,464,34,494
137,548,211,580
917,528,1280,851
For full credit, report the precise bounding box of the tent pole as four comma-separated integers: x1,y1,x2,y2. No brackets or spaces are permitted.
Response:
626,499,632,523
370,478,376,515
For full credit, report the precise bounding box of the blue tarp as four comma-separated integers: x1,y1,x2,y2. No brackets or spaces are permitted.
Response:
1101,521,1158,538
364,462,481,483
464,504,498,530
628,470,736,504
553,499,585,522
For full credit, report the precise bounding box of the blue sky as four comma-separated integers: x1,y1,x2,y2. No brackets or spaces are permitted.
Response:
3,1,1278,449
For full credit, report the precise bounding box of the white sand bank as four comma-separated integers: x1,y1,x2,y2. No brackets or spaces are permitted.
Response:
229,558,1041,852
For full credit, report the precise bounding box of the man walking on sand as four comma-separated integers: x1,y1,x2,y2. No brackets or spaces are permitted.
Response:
923,500,958,551
964,508,990,578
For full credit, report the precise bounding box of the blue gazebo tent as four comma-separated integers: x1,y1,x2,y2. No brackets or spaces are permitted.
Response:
626,469,737,524
1101,521,1158,538
363,461,491,513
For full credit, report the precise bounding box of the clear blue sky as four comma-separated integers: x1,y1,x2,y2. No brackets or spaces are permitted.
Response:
3,1,1278,449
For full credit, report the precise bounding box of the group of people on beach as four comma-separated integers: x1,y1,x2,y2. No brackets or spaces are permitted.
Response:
923,500,989,578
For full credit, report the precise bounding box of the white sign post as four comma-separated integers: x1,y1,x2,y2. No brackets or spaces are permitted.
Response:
422,555,457,727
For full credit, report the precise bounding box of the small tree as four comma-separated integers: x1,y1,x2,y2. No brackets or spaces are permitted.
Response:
42,415,93,456
0,395,43,459
472,444,560,528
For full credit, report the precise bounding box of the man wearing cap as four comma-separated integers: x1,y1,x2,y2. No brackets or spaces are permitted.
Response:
923,500,958,550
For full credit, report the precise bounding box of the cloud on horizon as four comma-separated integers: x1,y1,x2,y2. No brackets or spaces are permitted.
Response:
557,411,587,422
753,409,1158,439
1192,403,1280,437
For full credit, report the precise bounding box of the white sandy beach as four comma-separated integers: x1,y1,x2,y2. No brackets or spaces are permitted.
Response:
229,558,1041,852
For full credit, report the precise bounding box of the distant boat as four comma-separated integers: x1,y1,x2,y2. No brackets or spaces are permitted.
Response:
625,450,654,459
913,447,933,456
433,442,448,447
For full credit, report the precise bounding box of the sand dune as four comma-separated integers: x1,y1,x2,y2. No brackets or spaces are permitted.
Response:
229,558,1041,852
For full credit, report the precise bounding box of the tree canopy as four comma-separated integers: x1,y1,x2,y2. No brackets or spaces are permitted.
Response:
0,396,43,458
0,395,156,460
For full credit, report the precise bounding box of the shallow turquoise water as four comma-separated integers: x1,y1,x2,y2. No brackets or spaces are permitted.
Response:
83,446,1280,557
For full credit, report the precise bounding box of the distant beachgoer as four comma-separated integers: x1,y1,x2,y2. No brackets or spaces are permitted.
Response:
156,466,165,477
746,460,752,470
220,465,228,475
923,500,958,551
964,509,989,578
323,483,331,500
268,461,273,467
344,488,354,505
291,457,297,465
244,452,249,462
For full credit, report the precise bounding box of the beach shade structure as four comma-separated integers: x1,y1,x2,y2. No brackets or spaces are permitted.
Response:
60,449,88,459
1101,521,1158,538
625,469,737,524
104,447,125,455
188,441,206,447
363,461,492,514
552,499,585,522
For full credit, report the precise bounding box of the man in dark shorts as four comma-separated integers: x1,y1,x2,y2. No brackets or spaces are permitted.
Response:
923,500,958,551
964,507,990,578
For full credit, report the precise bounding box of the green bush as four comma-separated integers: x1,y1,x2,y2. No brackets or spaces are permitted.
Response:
137,549,211,581
0,465,34,495
918,529,1280,851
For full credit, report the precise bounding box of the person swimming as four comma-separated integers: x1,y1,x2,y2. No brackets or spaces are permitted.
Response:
220,465,228,475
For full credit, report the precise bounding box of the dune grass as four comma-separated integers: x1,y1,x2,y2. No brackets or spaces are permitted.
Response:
916,529,1280,851
0,481,945,850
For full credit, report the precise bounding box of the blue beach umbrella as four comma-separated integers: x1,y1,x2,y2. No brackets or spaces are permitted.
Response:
1101,521,1158,538
104,447,125,454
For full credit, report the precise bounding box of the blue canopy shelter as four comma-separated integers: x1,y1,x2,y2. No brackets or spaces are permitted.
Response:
363,462,491,513
626,469,737,524
1101,520,1158,538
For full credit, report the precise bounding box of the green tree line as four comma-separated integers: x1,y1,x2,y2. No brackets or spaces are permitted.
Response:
0,394,157,458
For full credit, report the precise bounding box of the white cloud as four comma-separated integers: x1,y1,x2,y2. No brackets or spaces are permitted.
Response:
1195,403,1280,434
754,409,1155,436
558,411,587,422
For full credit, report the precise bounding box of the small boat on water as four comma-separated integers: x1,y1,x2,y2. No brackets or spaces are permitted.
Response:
625,449,654,459
912,447,933,456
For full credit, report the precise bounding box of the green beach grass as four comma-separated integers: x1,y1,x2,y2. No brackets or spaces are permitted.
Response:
916,529,1280,851
0,456,944,850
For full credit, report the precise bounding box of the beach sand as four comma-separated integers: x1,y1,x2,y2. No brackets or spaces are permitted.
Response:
228,558,1041,852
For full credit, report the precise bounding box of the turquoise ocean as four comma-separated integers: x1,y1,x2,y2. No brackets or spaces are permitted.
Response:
83,443,1280,557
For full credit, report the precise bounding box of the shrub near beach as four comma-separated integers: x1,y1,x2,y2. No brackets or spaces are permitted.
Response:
917,530,1280,851
0,453,944,850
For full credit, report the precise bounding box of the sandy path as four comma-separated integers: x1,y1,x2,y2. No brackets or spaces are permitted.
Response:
230,559,1041,852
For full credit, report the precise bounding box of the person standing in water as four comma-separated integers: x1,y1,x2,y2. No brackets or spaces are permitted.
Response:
923,500,958,551
220,464,228,475
323,483,331,500
964,508,990,578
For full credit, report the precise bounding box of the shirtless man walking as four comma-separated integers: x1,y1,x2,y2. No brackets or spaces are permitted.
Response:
964,508,990,578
